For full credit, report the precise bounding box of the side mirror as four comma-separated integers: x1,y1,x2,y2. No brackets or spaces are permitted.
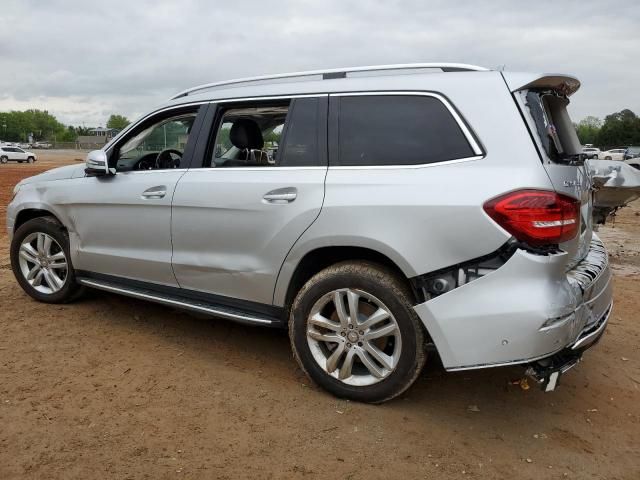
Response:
85,150,113,176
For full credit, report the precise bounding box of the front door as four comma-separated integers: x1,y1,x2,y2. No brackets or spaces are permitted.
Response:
171,96,328,304
68,105,207,286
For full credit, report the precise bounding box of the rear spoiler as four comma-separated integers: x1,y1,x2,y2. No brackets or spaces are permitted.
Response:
501,72,581,96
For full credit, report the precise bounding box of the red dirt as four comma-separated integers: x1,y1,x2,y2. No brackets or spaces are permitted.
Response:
0,153,638,479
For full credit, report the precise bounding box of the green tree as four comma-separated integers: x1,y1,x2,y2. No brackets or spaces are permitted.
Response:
575,116,602,145
597,109,640,148
0,109,67,142
106,114,130,130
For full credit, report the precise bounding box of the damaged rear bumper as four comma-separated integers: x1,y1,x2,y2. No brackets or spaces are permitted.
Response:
413,236,612,372
526,301,611,391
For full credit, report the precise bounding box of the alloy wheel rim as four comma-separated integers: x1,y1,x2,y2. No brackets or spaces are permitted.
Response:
18,232,68,294
306,288,402,386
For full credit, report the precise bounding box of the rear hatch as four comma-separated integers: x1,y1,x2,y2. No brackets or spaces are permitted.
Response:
504,73,591,266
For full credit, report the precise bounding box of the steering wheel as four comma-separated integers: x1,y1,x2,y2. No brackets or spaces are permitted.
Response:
155,149,183,169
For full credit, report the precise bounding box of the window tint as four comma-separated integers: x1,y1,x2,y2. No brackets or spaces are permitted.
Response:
279,98,321,166
335,95,474,166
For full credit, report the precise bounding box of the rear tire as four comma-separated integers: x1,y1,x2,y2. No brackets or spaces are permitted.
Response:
289,261,426,403
605,156,612,160
10,217,83,303
0,156,7,164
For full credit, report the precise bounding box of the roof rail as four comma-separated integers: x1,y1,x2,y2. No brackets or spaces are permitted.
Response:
170,63,489,100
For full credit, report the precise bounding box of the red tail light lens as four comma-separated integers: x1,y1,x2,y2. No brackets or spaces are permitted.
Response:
483,190,580,246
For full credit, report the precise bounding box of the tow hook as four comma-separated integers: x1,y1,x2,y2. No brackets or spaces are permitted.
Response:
525,352,583,392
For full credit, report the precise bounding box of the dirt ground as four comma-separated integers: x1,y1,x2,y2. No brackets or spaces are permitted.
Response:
0,152,638,479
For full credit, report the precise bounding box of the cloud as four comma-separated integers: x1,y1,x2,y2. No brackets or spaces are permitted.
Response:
0,0,638,125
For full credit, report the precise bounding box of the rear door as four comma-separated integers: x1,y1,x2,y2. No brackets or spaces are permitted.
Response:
171,95,328,305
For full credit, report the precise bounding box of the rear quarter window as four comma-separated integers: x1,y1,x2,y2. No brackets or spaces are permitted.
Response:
334,95,476,166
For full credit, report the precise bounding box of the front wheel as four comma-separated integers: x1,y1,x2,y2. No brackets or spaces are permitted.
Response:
605,156,612,160
10,217,83,303
289,261,426,403
27,156,35,163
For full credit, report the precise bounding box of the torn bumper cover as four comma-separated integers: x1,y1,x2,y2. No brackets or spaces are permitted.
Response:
413,236,612,372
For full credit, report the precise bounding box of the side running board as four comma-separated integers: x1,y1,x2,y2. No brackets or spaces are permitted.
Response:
77,277,281,327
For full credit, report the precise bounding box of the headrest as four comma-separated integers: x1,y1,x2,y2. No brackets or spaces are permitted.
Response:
229,118,264,150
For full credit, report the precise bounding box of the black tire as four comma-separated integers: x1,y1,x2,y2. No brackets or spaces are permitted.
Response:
605,156,612,160
10,217,83,303
289,261,427,403
0,156,7,164
27,156,35,163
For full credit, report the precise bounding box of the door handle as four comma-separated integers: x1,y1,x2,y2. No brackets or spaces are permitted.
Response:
263,187,297,204
141,186,167,199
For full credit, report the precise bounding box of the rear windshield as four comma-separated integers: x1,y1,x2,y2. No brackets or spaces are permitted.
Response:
521,90,583,164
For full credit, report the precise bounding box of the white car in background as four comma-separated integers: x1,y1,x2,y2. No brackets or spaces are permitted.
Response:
582,147,600,159
0,146,38,164
598,148,626,160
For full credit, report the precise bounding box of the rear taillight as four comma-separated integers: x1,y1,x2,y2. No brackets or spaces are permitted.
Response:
483,190,580,247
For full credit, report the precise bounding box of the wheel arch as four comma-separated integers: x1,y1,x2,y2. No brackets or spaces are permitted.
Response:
14,208,63,233
276,245,418,310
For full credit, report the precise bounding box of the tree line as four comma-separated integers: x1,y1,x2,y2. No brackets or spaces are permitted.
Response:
574,109,640,148
2,106,639,149
0,110,130,143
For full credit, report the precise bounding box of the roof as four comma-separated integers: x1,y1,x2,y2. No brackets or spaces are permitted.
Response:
159,64,580,113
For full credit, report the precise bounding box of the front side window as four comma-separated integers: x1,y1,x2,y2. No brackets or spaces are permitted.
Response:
334,95,475,166
114,111,197,171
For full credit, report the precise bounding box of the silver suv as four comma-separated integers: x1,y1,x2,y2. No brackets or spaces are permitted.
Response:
7,64,640,403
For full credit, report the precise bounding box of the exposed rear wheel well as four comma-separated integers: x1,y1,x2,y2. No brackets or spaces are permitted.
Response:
284,246,416,309
14,209,61,232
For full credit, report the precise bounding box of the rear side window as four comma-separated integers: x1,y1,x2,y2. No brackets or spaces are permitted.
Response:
334,95,475,166
279,98,322,167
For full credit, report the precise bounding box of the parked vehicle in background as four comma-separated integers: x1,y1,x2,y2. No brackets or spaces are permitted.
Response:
7,64,640,403
33,142,52,149
624,150,640,170
598,148,626,160
624,146,640,160
0,146,37,164
582,146,600,159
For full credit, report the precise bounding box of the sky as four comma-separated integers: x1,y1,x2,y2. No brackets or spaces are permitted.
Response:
0,0,638,127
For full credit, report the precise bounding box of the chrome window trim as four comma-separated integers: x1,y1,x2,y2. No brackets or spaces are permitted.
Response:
330,91,484,157
113,168,189,176
186,166,327,172
328,155,483,170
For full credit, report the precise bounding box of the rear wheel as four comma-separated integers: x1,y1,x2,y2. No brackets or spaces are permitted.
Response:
10,217,83,303
289,261,426,403
605,156,612,160
0,156,7,164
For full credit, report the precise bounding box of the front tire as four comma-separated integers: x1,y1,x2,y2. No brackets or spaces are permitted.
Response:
10,217,83,303
27,156,35,163
289,261,426,403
